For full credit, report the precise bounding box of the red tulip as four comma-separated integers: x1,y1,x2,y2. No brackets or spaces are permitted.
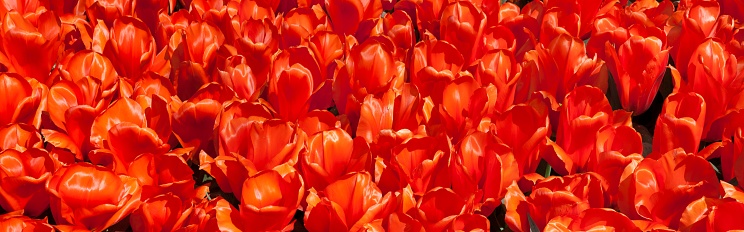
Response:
605,35,670,115
127,152,205,201
103,16,155,81
0,123,42,152
0,210,54,232
206,118,304,197
391,135,451,195
439,1,487,65
490,104,550,175
684,39,742,140
46,163,142,231
470,49,521,112
668,1,734,79
171,98,221,157
0,73,45,129
554,86,613,173
450,131,519,216
617,149,722,229
268,46,325,122
679,197,744,231
409,38,464,104
545,208,641,232
279,6,328,48
411,187,469,231
301,128,371,190
89,97,146,149
238,169,304,232
129,193,194,232
235,19,279,89
505,173,605,232
308,31,344,80
0,148,55,217
217,55,264,101
519,34,608,102
0,11,62,85
304,172,395,231
323,0,382,36
544,0,609,39
651,92,706,157
382,10,415,51
345,36,404,98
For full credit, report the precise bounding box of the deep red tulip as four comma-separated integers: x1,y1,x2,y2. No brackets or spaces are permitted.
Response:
235,19,279,86
89,98,146,149
470,49,521,112
129,193,194,232
238,169,304,232
103,16,155,81
0,123,42,152
679,197,744,231
651,92,707,157
450,131,519,216
0,11,62,85
554,86,613,173
279,6,328,48
46,163,142,231
301,128,371,190
0,148,55,217
605,35,670,115
206,118,304,197
618,149,722,229
439,1,487,65
323,0,382,36
409,38,464,104
411,187,469,231
0,73,45,129
391,135,451,195
684,39,742,140
519,34,608,102
304,172,395,232
171,98,221,157
490,104,550,175
0,210,54,232
268,46,326,122
545,208,641,232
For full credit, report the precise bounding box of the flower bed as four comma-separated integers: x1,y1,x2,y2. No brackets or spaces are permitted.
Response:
0,0,743,231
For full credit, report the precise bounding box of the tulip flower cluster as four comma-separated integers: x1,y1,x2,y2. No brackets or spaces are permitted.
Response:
1,0,744,231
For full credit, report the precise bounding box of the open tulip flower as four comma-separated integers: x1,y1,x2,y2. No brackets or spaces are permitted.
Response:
2,0,744,231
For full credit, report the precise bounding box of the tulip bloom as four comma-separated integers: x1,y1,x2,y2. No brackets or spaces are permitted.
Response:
519,34,608,102
238,169,305,232
391,135,452,195
323,0,382,36
685,39,742,140
304,172,395,231
0,73,45,129
301,128,371,190
605,35,670,115
450,132,519,216
268,46,325,122
618,149,722,229
0,211,54,232
439,1,487,65
490,104,550,175
505,173,608,232
46,163,142,231
411,187,469,231
129,193,194,232
554,86,613,173
409,38,464,104
103,16,155,81
679,197,744,231
0,148,55,217
0,11,62,85
651,92,706,157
